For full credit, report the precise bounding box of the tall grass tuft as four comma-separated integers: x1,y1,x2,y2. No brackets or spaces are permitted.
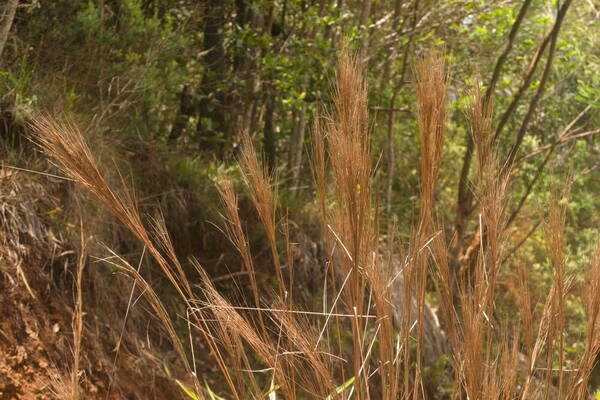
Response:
411,52,449,397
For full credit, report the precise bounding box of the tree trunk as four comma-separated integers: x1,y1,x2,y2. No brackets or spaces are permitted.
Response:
168,84,193,142
263,92,276,172
357,0,372,63
196,0,228,155
0,0,19,61
385,89,398,215
287,108,299,167
290,99,308,191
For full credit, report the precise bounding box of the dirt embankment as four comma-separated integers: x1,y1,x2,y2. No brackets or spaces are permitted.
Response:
0,168,182,399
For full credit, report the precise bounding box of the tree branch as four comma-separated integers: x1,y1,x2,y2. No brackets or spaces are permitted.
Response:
501,219,542,265
455,0,532,254
517,128,600,165
502,0,573,174
370,106,411,113
506,101,588,227
484,0,533,105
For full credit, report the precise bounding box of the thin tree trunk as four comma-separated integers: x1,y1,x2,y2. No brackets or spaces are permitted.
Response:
385,89,399,215
248,73,261,135
503,0,573,172
357,0,372,63
290,99,308,192
0,0,19,61
263,92,276,172
168,84,193,142
287,108,299,167
383,0,417,214
393,0,403,24
454,0,535,260
485,0,533,105
196,0,227,154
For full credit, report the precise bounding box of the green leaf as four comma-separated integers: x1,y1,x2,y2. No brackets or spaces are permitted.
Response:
325,376,355,400
205,380,227,400
176,380,200,400
262,378,280,399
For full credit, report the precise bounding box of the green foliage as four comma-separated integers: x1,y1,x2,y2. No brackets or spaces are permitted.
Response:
176,380,200,400
325,376,355,400
577,83,600,108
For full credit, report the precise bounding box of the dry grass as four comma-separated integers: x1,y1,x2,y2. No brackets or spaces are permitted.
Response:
69,223,86,400
411,52,449,397
28,49,600,400
570,240,600,399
